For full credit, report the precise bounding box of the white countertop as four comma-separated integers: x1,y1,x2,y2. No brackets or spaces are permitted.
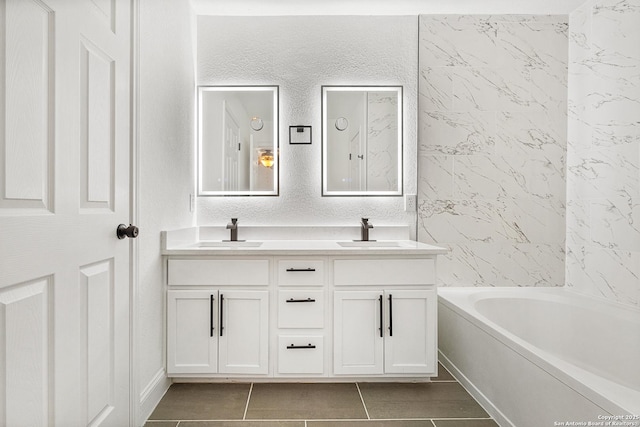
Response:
162,226,448,256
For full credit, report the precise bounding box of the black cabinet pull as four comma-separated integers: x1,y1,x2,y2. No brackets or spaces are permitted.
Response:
388,294,393,337
286,268,316,272
286,344,316,349
210,295,215,337
219,294,224,337
286,298,316,303
378,295,384,338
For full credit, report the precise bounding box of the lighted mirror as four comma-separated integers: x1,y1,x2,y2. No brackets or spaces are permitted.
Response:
198,86,278,196
322,86,402,196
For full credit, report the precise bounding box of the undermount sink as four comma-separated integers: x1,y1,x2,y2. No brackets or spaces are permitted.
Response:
194,241,263,248
337,241,403,248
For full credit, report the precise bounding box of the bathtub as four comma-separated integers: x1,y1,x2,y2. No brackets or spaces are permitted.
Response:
438,287,640,427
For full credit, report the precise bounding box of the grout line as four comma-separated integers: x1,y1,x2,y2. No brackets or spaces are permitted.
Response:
147,417,495,423
355,383,371,420
243,382,254,420
430,420,438,427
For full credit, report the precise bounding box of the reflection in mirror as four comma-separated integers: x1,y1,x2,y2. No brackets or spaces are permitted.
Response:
198,86,278,196
322,86,402,196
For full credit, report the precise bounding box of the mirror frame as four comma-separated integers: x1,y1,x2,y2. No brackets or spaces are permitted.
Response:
321,85,403,196
197,85,279,196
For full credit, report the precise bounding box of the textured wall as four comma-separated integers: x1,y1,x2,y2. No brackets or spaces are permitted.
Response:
417,15,568,287
566,0,640,307
196,16,418,233
138,0,196,415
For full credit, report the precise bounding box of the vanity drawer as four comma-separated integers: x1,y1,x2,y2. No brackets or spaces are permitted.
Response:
333,258,435,286
277,260,325,286
278,290,324,328
168,259,269,286
277,335,324,374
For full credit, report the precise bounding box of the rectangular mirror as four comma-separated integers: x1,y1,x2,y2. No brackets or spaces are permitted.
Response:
322,86,402,196
198,86,279,196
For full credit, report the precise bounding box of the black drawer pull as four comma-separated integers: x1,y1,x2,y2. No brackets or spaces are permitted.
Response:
286,298,316,303
286,344,316,349
286,268,316,272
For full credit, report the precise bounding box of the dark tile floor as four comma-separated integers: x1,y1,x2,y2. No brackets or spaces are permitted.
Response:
145,364,498,427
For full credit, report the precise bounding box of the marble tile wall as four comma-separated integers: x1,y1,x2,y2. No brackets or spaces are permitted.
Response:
367,92,399,191
417,15,568,287
566,0,640,307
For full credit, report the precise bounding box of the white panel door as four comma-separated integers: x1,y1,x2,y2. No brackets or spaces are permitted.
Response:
218,290,269,375
333,291,384,375
222,103,240,191
0,0,132,425
383,290,437,374
167,290,218,375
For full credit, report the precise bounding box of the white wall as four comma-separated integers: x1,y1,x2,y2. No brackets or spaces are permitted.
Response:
566,0,640,308
137,0,196,422
196,16,418,234
417,15,568,287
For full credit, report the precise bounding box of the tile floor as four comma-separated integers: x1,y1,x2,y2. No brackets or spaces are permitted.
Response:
145,364,498,427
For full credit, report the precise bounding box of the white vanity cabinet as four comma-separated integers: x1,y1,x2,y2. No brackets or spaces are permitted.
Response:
167,290,218,374
334,290,436,375
333,258,437,376
275,258,327,376
162,235,445,380
166,259,269,376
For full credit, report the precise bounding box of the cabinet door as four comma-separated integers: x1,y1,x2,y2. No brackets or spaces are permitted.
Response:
218,290,269,374
167,290,218,375
334,291,384,375
384,290,436,374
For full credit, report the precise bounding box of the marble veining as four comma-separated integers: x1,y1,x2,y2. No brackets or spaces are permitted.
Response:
418,15,568,288
566,0,640,308
367,92,399,191
419,111,496,155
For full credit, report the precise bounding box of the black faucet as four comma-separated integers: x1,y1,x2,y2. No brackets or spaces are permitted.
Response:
226,218,238,241
360,218,374,241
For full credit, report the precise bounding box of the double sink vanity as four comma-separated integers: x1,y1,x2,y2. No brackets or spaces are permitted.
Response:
174,36,442,382
162,223,446,381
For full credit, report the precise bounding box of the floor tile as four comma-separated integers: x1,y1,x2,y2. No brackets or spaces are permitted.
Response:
148,383,250,420
180,422,305,427
246,383,367,419
309,421,433,427
358,382,489,419
432,363,455,381
433,420,499,427
144,422,178,427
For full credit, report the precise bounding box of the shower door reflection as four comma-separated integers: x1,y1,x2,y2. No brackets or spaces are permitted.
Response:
322,86,402,196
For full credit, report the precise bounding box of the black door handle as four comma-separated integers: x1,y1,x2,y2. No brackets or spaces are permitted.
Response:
219,294,224,337
286,268,316,272
210,295,215,337
117,224,139,239
286,298,316,303
388,294,393,337
378,295,383,338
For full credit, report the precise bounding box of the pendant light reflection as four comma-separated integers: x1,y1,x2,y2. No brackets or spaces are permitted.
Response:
258,149,274,169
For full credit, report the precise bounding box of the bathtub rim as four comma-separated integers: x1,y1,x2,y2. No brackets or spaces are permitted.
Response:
438,286,640,417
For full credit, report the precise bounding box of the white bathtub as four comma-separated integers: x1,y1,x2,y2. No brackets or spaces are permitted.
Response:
438,287,640,427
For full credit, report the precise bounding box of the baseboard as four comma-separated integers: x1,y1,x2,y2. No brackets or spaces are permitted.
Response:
137,368,171,426
438,350,514,427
